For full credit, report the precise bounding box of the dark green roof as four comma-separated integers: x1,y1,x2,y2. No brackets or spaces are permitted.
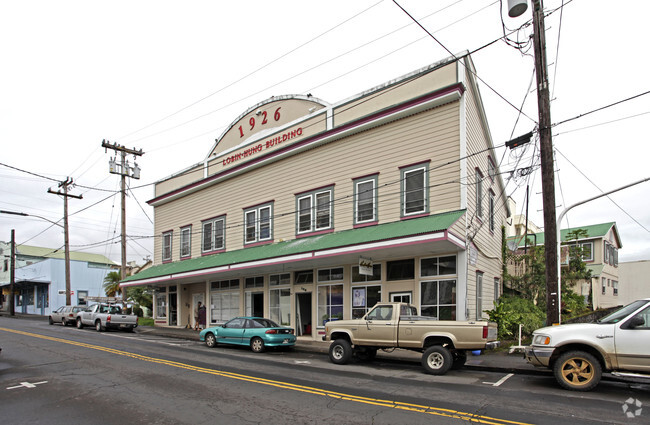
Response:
122,210,465,284
509,222,618,248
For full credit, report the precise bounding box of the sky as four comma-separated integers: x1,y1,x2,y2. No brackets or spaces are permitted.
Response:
1,0,649,266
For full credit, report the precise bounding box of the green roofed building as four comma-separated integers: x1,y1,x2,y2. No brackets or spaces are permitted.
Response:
506,222,622,309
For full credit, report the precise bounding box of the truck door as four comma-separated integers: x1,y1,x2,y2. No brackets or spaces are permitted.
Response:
355,305,397,346
614,304,650,372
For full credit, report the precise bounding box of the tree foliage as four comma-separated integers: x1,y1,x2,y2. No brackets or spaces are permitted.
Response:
103,271,122,297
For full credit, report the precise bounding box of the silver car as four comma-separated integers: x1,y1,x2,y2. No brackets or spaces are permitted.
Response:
49,305,84,326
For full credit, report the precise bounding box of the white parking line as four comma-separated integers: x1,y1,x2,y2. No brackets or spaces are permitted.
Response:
483,373,514,387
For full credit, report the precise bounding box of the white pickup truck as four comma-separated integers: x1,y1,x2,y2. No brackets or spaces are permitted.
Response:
76,303,138,332
323,302,499,375
525,298,650,391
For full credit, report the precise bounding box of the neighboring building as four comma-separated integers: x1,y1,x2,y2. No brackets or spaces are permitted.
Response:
507,222,621,309
617,260,650,304
121,54,509,338
0,243,116,315
505,197,542,239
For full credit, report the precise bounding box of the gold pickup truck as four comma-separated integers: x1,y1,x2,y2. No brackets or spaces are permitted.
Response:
323,302,499,375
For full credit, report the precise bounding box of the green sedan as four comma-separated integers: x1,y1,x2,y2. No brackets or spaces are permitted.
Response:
199,317,296,353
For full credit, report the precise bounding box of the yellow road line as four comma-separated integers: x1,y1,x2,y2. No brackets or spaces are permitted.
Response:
1,327,532,425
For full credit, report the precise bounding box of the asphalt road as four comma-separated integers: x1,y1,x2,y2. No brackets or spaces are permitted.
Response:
1,317,647,424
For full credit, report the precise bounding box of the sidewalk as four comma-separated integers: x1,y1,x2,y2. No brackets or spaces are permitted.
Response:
135,324,545,375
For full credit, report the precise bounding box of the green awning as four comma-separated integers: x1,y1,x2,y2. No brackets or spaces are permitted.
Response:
122,209,466,285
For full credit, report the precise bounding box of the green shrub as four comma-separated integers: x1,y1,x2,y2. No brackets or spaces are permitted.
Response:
484,295,545,340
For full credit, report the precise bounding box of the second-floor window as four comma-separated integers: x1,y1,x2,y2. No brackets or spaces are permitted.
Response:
401,163,428,217
180,226,191,258
162,231,172,261
202,217,225,253
489,190,495,232
245,203,272,244
296,187,333,234
476,168,483,218
354,176,377,224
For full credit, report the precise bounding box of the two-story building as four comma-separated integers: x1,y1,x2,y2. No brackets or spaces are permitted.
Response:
120,53,509,338
507,222,621,309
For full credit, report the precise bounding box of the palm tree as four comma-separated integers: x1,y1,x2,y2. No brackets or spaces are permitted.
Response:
103,271,122,298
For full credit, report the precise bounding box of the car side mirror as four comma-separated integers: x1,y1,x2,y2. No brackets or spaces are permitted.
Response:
625,316,645,329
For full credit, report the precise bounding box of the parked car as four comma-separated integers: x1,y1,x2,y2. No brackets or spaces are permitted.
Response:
76,303,138,332
199,317,296,353
525,298,650,391
49,305,84,326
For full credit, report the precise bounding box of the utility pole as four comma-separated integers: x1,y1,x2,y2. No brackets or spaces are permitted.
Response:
102,140,143,300
48,178,83,306
531,0,559,326
9,229,15,316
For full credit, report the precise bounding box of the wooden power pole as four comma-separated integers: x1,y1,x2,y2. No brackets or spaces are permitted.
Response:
48,178,82,306
531,0,559,325
102,140,143,301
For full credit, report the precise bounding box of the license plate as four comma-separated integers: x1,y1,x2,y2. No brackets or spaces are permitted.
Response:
283,339,289,344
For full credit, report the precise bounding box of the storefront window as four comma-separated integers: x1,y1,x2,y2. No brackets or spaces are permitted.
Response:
210,279,240,323
421,279,456,320
351,264,381,282
155,293,166,318
270,288,291,325
351,285,381,318
420,255,456,277
318,284,343,327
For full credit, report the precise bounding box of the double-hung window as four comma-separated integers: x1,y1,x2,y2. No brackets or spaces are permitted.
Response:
162,231,172,262
296,187,333,234
245,203,272,244
489,190,495,232
354,175,377,224
202,216,225,253
180,226,191,258
476,168,483,219
401,163,428,217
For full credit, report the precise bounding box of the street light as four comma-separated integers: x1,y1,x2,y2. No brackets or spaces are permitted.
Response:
0,210,64,228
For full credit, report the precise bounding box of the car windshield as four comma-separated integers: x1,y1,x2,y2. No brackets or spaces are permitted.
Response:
598,300,649,324
250,318,279,328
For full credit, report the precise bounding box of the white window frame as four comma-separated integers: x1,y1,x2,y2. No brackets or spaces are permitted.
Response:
245,203,272,244
476,272,484,319
180,226,191,258
162,231,172,261
296,188,333,234
354,177,377,224
401,164,428,217
202,216,225,253
476,168,483,218
489,190,495,232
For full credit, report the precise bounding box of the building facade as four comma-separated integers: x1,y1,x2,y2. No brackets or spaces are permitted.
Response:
121,54,509,338
0,244,116,314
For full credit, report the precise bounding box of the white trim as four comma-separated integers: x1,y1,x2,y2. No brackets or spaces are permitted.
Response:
315,232,445,257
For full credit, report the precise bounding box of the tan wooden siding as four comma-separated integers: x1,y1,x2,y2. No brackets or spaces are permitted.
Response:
462,66,507,319
154,165,204,198
333,63,457,127
153,102,463,263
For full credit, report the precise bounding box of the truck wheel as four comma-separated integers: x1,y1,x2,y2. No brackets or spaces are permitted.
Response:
250,337,265,353
76,318,84,329
553,350,602,391
205,333,218,348
329,339,353,365
95,320,103,332
355,347,377,362
422,346,452,375
451,350,467,370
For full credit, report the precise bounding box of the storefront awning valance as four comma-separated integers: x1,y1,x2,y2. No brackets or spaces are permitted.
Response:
121,209,466,287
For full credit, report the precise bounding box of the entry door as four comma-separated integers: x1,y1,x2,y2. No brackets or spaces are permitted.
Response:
168,293,178,326
245,292,264,318
295,292,312,336
391,292,412,304
193,293,204,328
